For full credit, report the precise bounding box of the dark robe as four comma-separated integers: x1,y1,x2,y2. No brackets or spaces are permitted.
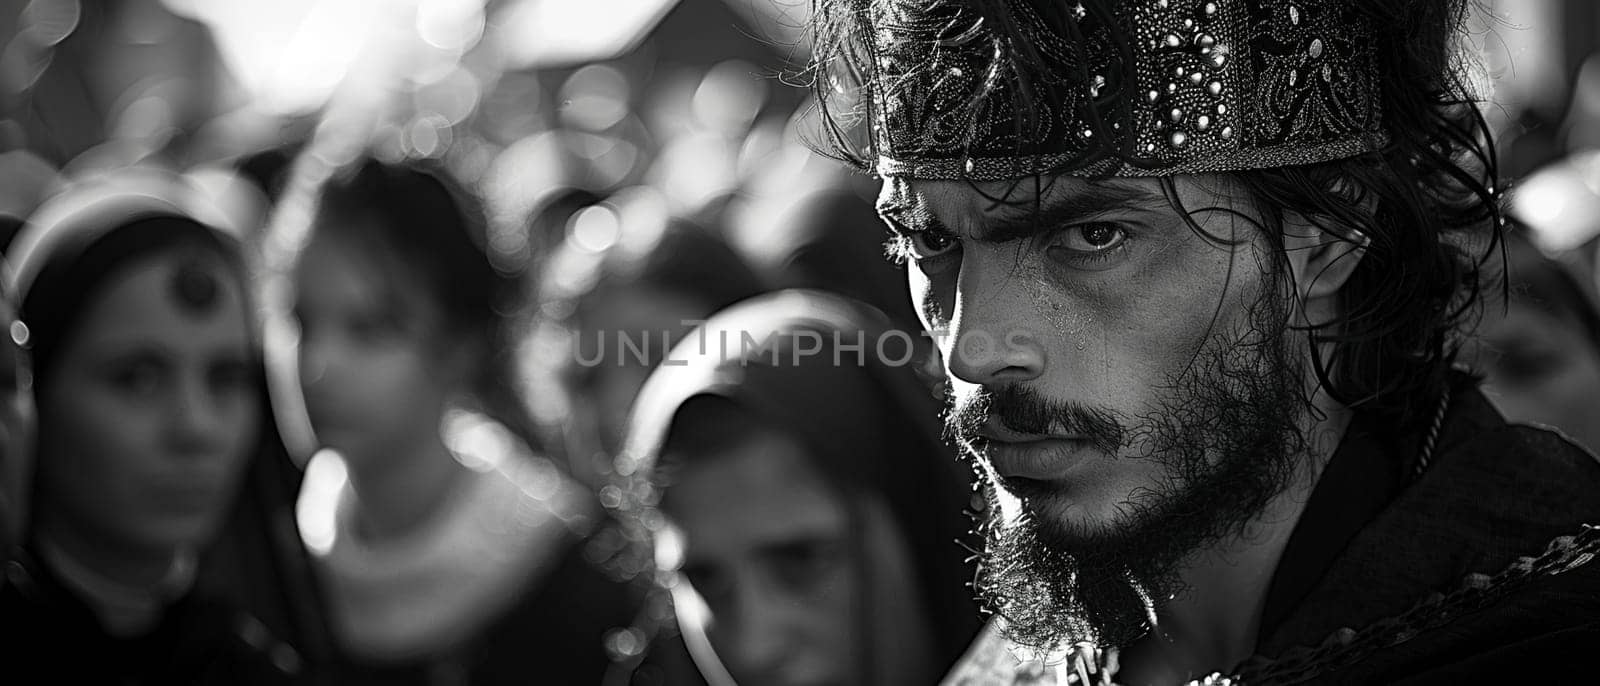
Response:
1241,375,1600,683
198,441,336,682
317,532,655,686
0,545,304,685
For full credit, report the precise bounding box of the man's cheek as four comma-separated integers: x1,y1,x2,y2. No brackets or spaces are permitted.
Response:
907,269,948,334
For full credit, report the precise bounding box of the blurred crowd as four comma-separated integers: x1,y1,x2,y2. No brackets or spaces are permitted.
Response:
0,1,1595,685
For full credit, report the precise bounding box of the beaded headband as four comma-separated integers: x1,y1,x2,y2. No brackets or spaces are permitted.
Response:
864,0,1387,180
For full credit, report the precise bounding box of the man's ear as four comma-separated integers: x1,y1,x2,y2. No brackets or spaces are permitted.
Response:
1281,211,1370,310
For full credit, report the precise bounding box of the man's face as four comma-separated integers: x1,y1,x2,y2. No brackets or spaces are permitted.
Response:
878,173,1312,649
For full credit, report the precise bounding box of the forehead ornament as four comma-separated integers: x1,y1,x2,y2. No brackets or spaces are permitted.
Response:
170,256,221,316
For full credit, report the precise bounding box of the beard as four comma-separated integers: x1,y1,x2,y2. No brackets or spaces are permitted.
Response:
946,285,1312,654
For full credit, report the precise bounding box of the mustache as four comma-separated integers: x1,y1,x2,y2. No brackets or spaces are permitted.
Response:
945,384,1127,455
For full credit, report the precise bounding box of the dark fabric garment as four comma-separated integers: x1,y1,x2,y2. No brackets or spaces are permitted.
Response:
468,540,648,686
0,545,303,685
199,442,337,682
1257,407,1411,640
1330,563,1600,684
326,538,649,686
1242,376,1600,683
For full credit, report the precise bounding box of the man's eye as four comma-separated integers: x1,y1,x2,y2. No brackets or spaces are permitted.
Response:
907,230,960,259
1047,222,1133,271
1059,223,1127,252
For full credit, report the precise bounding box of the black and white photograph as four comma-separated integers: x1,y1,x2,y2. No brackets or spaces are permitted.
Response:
1,1,1597,684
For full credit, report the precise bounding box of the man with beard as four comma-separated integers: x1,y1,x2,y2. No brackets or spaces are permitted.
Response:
803,0,1600,684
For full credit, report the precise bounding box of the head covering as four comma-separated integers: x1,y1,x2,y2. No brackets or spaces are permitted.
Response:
620,290,981,667
820,0,1386,180
6,169,244,377
9,170,329,657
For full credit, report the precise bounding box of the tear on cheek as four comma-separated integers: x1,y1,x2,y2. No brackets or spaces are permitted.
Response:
1028,281,1095,347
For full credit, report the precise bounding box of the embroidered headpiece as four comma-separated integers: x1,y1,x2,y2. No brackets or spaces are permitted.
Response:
856,0,1386,180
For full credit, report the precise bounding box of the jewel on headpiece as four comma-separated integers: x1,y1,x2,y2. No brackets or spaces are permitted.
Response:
866,0,1387,180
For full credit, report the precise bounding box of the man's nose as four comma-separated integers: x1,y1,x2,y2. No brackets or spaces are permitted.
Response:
943,248,1048,387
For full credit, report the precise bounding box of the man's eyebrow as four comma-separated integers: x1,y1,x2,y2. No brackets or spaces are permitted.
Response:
977,181,1164,242
876,181,1166,242
876,192,922,228
876,197,954,239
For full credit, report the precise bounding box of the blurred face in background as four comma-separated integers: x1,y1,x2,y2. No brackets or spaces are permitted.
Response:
294,228,463,469
660,425,935,686
570,288,705,457
35,249,257,555
1475,298,1600,453
0,294,36,551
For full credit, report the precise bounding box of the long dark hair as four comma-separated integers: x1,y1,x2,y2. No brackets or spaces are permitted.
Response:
804,0,1504,432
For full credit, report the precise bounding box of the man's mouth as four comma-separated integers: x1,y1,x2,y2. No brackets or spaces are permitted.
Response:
974,423,1097,483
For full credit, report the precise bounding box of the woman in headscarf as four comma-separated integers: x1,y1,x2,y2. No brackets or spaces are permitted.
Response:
616,290,984,686
283,156,634,684
0,170,308,684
